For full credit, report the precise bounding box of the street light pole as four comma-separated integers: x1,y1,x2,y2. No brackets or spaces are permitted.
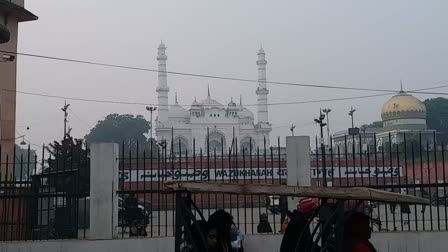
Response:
146,106,157,140
349,106,356,128
315,109,327,187
322,108,332,145
290,124,295,136
61,101,70,140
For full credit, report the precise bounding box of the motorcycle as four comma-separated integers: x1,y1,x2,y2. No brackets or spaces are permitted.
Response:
129,215,148,237
125,207,149,237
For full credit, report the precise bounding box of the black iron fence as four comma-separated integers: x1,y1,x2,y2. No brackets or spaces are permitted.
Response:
314,131,448,232
117,135,286,238
4,130,441,241
0,142,89,241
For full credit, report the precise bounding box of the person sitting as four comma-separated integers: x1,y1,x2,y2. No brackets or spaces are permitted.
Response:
280,198,320,252
257,213,273,233
208,210,234,252
345,212,377,252
124,193,142,223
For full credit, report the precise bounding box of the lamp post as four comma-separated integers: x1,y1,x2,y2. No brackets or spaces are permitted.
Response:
322,108,332,145
61,102,70,140
146,106,157,140
290,124,295,136
4,135,27,146
348,106,356,128
315,109,327,187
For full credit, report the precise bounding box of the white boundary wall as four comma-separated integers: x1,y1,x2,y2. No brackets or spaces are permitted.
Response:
2,232,447,252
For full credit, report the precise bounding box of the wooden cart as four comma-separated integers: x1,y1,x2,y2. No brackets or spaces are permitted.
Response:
164,181,428,252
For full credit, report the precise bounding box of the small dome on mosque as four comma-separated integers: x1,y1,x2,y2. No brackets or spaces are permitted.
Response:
237,96,254,119
191,97,201,108
228,97,237,107
239,107,254,119
169,93,189,118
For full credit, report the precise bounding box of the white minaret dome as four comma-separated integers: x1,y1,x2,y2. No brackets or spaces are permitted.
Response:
158,41,166,49
258,46,265,54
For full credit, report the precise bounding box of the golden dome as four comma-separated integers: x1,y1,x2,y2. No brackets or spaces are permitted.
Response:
381,91,426,120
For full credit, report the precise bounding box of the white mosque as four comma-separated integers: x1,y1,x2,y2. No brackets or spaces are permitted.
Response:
154,42,272,154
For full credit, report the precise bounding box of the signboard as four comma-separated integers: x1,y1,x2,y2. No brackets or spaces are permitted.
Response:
120,167,288,182
311,166,402,179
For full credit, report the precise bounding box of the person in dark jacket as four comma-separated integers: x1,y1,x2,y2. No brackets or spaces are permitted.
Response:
345,212,377,252
280,198,319,252
208,210,233,252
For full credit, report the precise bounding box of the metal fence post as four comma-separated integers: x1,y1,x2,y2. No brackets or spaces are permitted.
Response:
286,136,311,208
89,143,119,239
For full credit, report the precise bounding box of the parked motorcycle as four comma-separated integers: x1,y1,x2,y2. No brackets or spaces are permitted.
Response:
129,215,148,237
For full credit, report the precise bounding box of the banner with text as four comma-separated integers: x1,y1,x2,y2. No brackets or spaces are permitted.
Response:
311,166,403,179
120,167,288,182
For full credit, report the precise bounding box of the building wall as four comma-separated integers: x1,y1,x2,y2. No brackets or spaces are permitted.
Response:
0,12,19,174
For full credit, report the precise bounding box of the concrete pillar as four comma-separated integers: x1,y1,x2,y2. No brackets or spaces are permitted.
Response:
89,143,119,239
286,136,311,209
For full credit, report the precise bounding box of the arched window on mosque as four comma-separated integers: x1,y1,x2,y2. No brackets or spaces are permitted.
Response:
240,138,256,154
206,131,226,154
173,138,189,156
209,140,223,153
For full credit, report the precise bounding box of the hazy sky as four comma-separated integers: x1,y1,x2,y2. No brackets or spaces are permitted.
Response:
15,0,448,150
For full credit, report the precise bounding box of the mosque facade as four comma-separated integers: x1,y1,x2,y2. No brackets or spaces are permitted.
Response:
154,42,272,154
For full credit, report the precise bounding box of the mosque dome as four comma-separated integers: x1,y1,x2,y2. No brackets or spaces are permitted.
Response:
200,97,225,109
381,89,427,131
169,104,189,118
169,93,190,119
239,107,254,119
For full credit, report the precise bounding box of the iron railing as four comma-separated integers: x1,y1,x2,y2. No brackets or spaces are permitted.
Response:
314,131,448,232
0,143,89,241
117,134,286,238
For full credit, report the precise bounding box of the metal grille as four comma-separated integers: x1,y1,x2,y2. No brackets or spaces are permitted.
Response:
314,131,448,232
0,142,89,241
117,134,286,238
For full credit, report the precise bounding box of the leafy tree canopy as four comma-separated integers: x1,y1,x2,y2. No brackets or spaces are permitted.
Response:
424,97,448,142
85,114,158,155
45,137,89,196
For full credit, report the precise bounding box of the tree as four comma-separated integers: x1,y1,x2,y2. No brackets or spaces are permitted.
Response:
85,114,159,156
44,137,89,239
45,137,89,196
424,97,448,143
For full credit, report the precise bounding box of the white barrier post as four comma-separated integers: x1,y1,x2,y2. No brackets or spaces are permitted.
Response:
286,136,311,209
89,143,119,239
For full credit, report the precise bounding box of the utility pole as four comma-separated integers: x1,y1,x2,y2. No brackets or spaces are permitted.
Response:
348,106,356,128
314,109,327,187
290,124,295,136
322,108,332,145
146,106,157,140
61,101,70,140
